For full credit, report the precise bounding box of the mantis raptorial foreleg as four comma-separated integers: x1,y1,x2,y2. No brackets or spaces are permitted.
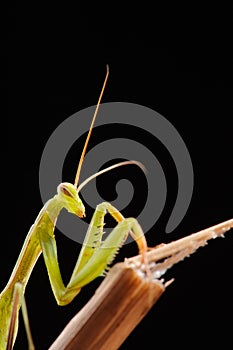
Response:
0,65,148,349
38,202,147,306
73,201,148,275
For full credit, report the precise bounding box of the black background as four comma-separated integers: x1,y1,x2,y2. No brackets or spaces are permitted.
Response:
5,3,233,349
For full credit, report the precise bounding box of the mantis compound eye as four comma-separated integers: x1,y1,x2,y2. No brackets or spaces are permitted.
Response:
58,183,78,199
59,185,73,197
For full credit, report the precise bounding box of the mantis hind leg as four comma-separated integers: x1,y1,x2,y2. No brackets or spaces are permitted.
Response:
7,283,34,350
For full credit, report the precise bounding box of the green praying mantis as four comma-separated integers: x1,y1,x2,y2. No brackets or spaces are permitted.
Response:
0,65,148,350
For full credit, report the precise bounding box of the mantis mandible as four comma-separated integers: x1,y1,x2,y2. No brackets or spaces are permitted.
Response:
0,65,148,350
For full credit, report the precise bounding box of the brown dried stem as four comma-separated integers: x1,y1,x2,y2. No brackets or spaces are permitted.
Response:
49,218,233,350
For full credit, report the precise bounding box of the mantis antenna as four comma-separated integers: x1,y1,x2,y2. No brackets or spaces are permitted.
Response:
77,160,146,193
74,64,110,187
74,64,146,193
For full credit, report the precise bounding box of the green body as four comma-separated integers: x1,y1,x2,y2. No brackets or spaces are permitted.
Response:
0,182,146,349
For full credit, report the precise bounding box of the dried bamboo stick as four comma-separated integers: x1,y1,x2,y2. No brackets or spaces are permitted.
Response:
127,218,233,266
49,218,233,350
49,263,165,350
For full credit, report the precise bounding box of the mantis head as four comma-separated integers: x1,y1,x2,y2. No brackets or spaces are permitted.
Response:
57,182,86,218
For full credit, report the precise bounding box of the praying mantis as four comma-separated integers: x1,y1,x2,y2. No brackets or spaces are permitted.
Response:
0,65,148,350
